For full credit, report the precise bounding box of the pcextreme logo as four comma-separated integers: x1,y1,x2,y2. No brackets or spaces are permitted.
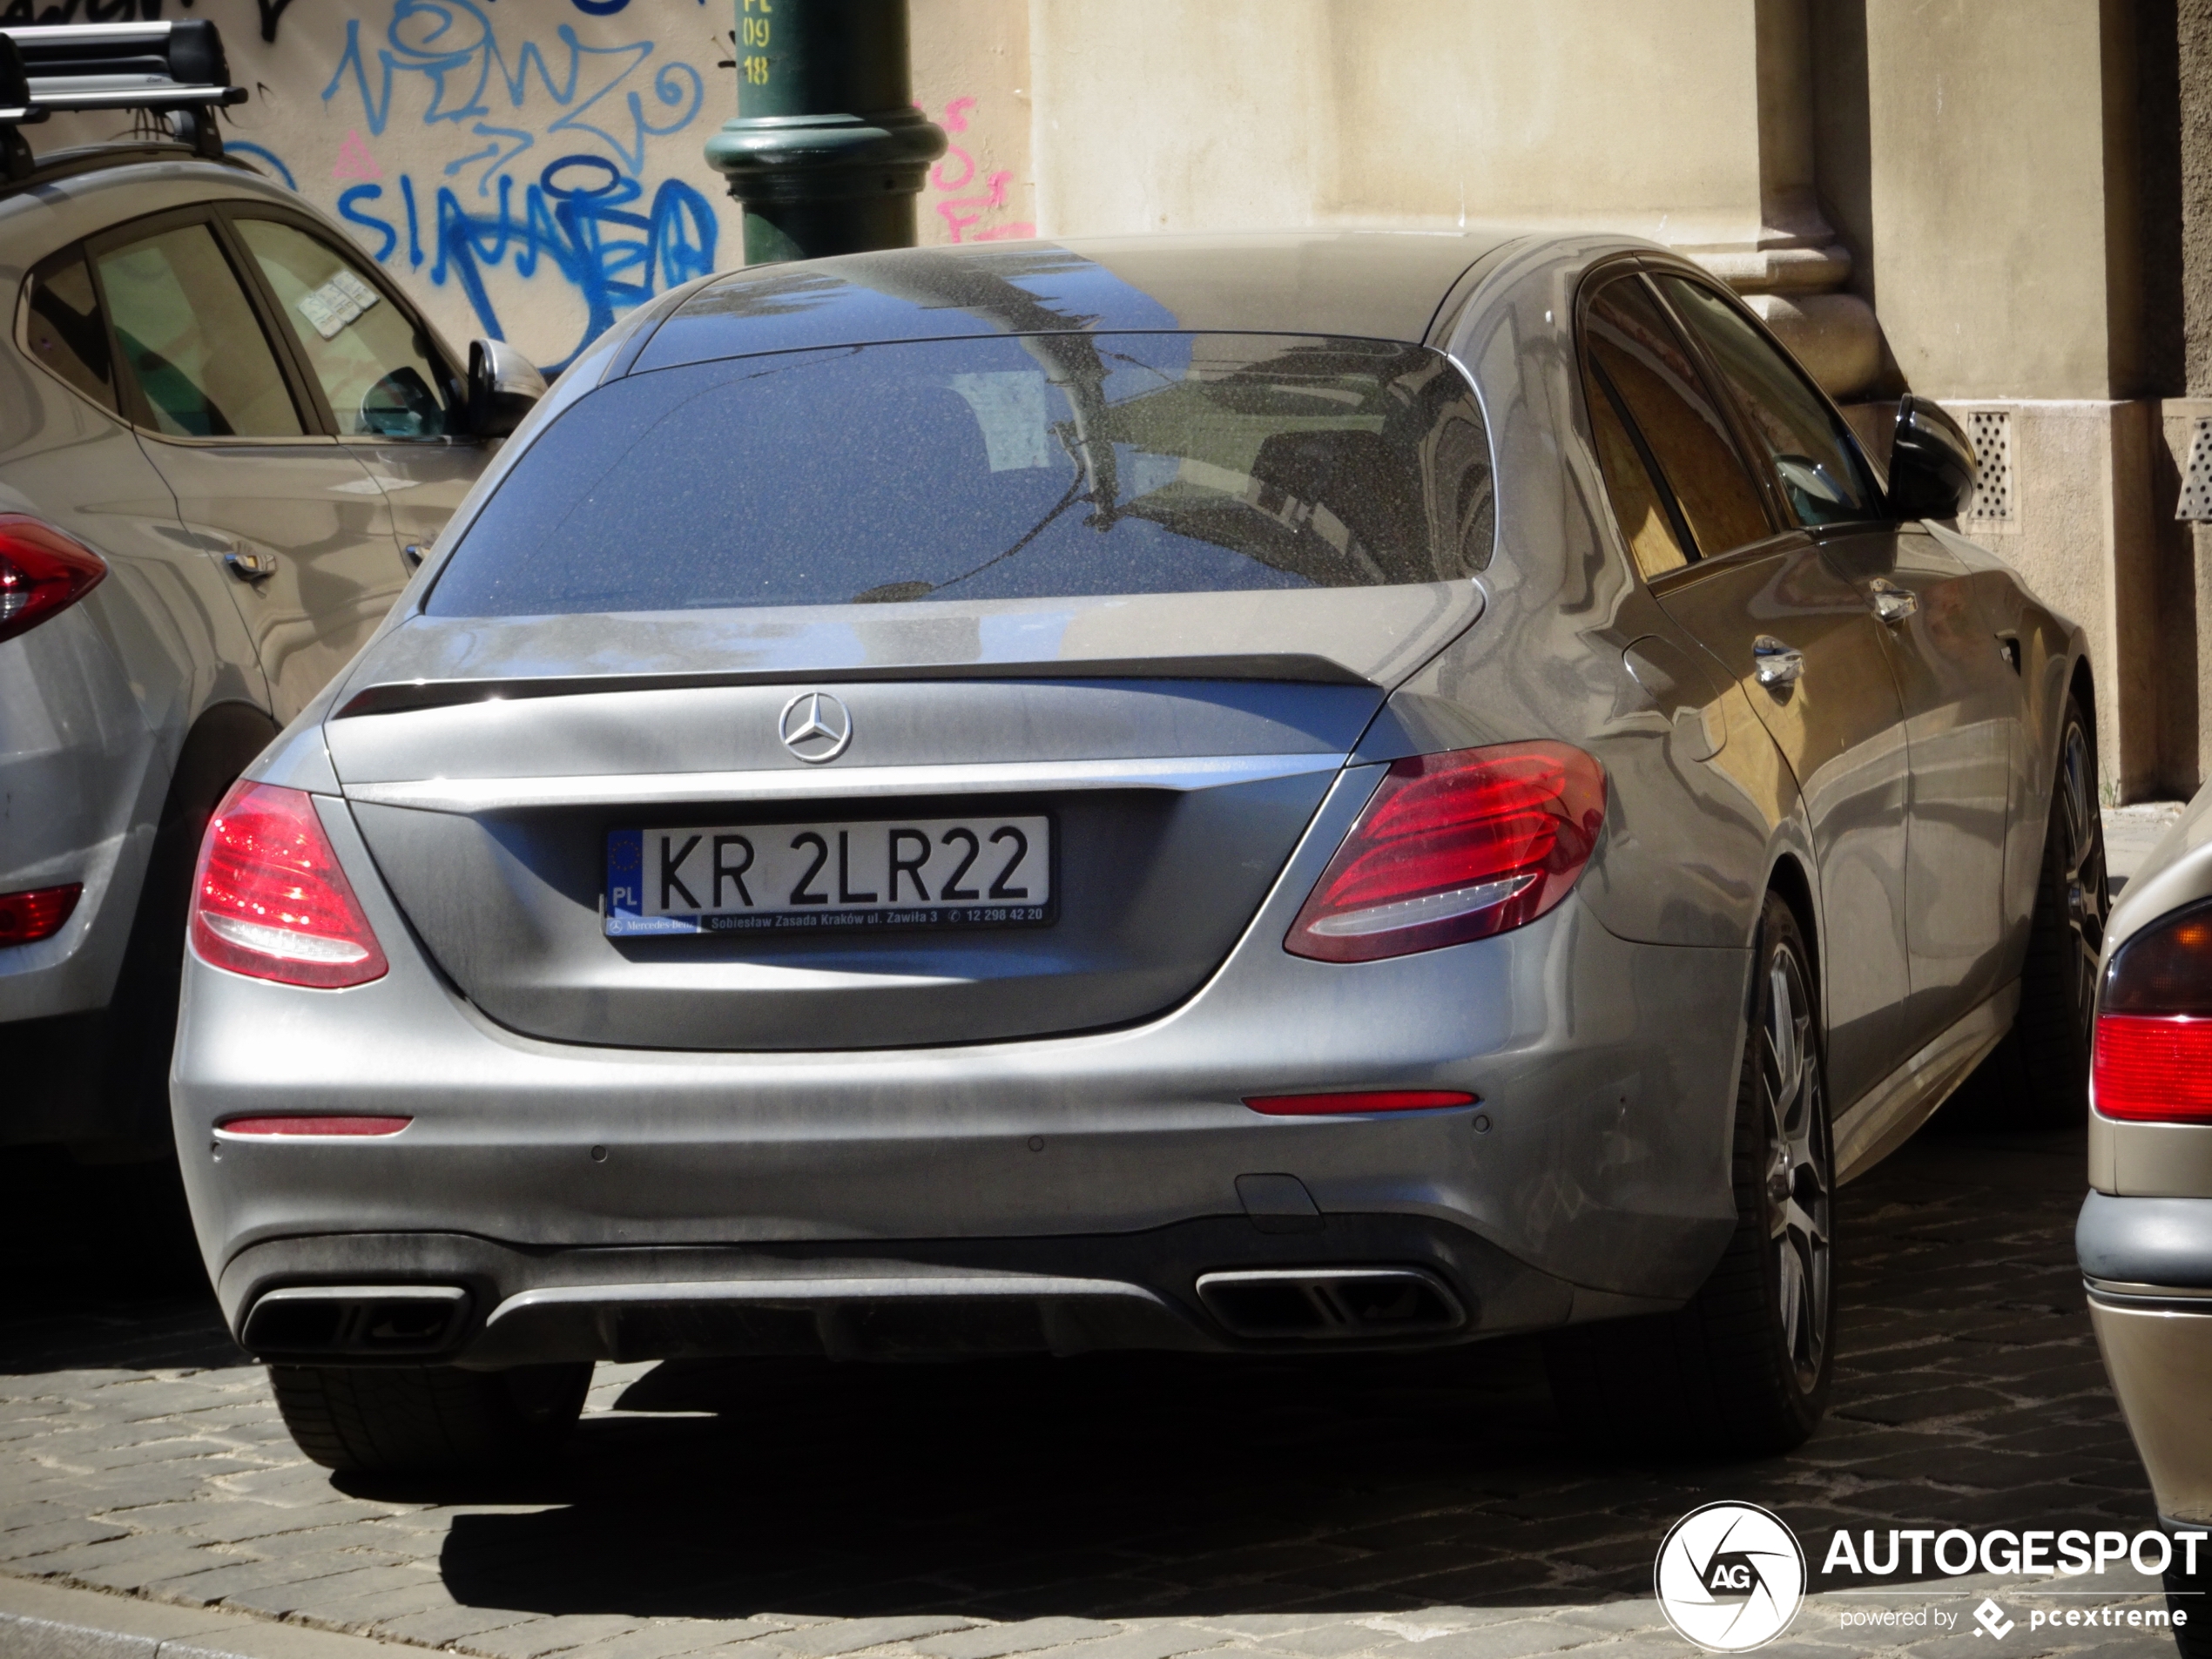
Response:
1655,1502,1808,1652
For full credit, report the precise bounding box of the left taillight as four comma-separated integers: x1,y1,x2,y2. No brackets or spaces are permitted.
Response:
2095,899,2212,1122
189,781,388,988
1286,741,1607,963
0,516,106,646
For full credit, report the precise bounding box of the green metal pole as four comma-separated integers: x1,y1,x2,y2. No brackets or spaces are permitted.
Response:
705,0,948,265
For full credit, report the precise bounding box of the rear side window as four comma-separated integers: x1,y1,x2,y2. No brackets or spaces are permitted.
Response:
95,222,302,438
1655,276,1878,529
1582,276,1770,557
1583,361,1689,580
22,247,117,414
428,333,1494,617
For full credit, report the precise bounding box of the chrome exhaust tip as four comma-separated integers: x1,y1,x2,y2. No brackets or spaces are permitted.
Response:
241,1285,470,1358
1195,1266,1466,1339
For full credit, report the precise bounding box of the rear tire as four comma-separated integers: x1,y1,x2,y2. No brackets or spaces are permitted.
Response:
1543,893,1835,1456
2010,694,2107,1127
269,1362,592,1475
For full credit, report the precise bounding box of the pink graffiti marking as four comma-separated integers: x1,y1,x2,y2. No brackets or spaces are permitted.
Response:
332,129,382,182
928,96,1035,245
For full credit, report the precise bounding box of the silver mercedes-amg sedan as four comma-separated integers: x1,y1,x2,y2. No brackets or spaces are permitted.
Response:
172,232,2103,1475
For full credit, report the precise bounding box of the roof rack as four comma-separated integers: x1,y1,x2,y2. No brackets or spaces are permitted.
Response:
0,20,246,179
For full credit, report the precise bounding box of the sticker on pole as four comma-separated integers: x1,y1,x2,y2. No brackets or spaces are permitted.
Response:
1654,1501,1806,1652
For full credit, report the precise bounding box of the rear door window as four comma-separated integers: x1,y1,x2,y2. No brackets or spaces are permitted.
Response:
233,215,457,439
428,333,1494,617
1583,359,1690,580
22,246,118,414
93,220,303,438
1582,275,1770,557
1655,274,1880,529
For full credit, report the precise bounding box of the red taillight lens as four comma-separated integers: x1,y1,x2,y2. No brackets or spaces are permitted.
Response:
2096,900,2212,1121
1245,1089,1476,1116
1285,741,1607,963
215,1116,411,1136
2094,1018,2212,1120
189,782,388,988
0,516,106,646
0,882,82,946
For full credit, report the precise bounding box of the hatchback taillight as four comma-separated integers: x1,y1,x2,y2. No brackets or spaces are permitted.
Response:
2096,900,2212,1121
189,782,388,988
1285,742,1607,963
0,516,106,646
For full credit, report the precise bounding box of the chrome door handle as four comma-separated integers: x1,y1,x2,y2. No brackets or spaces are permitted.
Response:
224,550,278,582
1868,578,1919,624
1752,635,1804,688
402,543,428,569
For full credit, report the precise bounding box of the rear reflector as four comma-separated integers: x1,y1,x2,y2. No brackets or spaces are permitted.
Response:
1245,1089,1476,1116
190,782,388,988
215,1116,412,1136
0,515,105,646
1285,741,1606,962
2094,1017,2212,1121
0,882,81,946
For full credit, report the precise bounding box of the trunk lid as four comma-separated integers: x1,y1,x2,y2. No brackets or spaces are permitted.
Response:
326,589,1476,1049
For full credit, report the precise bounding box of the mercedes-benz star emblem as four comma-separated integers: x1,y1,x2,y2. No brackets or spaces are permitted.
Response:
778,691,853,764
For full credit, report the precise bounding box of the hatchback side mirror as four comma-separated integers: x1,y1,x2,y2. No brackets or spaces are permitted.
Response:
1886,394,1977,521
467,338,547,439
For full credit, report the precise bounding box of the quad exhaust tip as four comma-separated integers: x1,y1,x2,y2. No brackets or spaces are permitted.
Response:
241,1285,469,1358
1195,1266,1466,1339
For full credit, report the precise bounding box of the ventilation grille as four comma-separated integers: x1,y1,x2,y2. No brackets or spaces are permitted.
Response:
1965,410,2014,524
2180,418,2212,523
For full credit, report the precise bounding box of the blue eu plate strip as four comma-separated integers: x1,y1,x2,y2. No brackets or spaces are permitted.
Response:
604,828,698,935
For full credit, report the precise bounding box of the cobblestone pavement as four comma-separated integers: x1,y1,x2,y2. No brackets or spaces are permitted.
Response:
0,1122,2186,1658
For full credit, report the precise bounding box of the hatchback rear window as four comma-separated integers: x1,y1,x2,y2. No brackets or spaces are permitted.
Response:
428,333,1493,617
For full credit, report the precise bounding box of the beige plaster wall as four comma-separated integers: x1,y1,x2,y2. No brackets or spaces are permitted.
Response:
1028,0,1771,251
1939,400,2160,799
1864,0,2127,399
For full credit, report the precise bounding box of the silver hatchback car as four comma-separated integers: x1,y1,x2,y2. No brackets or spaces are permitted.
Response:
1,22,531,1153
173,233,2102,1474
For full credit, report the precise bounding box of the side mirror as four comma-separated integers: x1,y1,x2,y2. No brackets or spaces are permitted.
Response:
467,338,546,439
1886,394,1976,521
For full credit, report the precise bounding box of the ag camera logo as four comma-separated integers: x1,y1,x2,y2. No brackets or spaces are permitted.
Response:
1656,1502,1806,1652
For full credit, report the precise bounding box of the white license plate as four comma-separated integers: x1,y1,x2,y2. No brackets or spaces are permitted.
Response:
604,816,1053,936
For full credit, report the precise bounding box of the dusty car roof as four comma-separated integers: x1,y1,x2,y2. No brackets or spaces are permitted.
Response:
625,231,1527,374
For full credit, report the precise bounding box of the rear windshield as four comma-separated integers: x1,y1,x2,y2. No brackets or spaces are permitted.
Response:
428,332,1494,617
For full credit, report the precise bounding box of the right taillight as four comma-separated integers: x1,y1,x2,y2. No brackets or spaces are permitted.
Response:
1285,741,1607,963
2095,899,2212,1121
0,515,107,646
189,781,388,989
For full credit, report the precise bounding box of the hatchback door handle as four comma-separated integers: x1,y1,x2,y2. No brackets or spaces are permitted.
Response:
1752,635,1804,688
1868,578,1919,624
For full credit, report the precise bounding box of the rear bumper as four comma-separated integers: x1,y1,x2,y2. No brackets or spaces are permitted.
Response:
174,790,1751,1363
216,1214,1615,1366
2081,1193,2212,1526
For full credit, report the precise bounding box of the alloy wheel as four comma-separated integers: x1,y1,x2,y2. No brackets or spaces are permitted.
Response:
2056,720,2107,1051
1760,945,1831,1394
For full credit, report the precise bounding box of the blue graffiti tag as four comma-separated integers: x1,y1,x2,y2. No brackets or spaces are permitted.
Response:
317,0,718,370
323,0,702,174
334,157,717,372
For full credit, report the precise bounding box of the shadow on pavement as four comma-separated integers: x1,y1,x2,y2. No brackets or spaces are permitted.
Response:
0,1112,2158,1622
